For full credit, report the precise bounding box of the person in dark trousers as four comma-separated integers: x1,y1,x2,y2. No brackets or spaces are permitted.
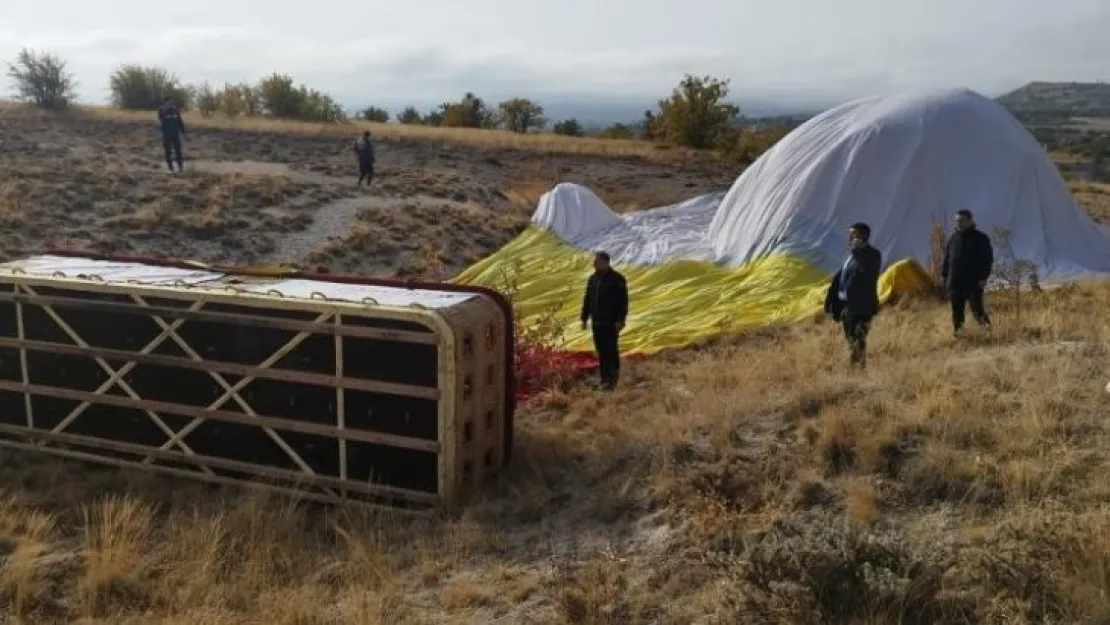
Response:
580,251,628,391
157,96,186,171
942,209,994,336
824,222,883,369
354,131,375,186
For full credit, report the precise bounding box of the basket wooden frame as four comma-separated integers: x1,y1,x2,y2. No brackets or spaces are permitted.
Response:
0,253,516,511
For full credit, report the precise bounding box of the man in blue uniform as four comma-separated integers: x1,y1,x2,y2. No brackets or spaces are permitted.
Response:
354,131,375,186
157,96,186,171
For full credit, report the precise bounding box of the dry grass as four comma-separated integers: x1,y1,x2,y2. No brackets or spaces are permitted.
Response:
62,103,704,163
0,101,733,274
0,281,1108,623
3,98,1110,623
1070,180,1110,222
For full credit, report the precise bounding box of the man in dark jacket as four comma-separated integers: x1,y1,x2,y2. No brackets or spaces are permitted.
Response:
354,131,375,186
157,96,186,171
942,209,993,335
825,222,883,368
581,251,628,391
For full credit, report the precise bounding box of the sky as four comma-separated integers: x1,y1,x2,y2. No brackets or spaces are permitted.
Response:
2,0,1109,120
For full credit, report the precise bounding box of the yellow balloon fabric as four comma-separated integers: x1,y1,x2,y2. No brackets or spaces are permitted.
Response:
453,227,934,355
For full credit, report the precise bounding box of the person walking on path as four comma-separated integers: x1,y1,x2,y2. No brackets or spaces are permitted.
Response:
354,131,375,187
157,96,186,171
580,251,628,391
942,209,994,336
824,222,883,369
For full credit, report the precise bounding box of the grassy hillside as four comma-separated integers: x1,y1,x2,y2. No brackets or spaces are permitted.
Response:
1,99,1110,623
996,81,1110,120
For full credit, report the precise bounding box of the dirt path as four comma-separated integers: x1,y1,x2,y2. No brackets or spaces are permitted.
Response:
261,196,369,265
188,159,335,184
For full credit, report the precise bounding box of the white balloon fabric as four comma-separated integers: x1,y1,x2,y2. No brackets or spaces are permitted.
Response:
529,88,1110,283
708,87,1110,279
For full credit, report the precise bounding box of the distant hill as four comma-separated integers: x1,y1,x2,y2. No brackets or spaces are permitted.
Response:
996,81,1110,121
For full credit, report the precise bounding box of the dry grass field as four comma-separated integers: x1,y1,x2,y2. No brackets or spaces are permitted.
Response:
0,103,733,275
1,102,1110,624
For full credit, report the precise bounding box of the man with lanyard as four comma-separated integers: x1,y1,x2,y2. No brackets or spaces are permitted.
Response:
824,222,883,368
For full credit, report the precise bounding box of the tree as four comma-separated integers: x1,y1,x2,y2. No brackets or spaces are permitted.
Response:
359,106,390,123
6,48,77,110
194,82,219,116
255,73,304,118
253,73,345,123
422,109,444,126
397,106,422,124
652,74,740,149
498,98,546,133
109,65,190,110
552,118,584,137
300,89,346,123
440,92,494,128
216,82,261,117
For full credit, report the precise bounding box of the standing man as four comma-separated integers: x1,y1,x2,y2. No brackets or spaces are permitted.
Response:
580,251,628,391
157,96,186,172
941,209,994,336
824,222,883,369
354,131,375,187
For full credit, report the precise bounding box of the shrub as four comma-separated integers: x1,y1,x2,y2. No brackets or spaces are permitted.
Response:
716,124,790,164
422,109,444,126
493,260,578,398
439,92,494,128
552,118,584,137
990,226,1041,323
215,83,261,117
396,106,422,124
6,48,77,110
359,106,390,123
597,123,635,140
109,65,191,110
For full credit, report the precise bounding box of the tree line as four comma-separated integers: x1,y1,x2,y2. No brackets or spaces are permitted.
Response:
5,48,789,163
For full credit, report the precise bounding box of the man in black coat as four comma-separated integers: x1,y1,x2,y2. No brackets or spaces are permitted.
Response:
581,251,628,391
825,222,883,369
942,209,993,336
157,96,186,171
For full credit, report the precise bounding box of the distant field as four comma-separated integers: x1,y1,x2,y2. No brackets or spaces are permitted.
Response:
25,103,704,163
1069,117,1110,131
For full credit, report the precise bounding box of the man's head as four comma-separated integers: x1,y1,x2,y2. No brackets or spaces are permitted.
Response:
848,222,871,249
593,251,611,271
955,209,974,231
363,130,371,138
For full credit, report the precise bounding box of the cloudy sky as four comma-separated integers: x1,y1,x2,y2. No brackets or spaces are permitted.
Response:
2,0,1108,117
